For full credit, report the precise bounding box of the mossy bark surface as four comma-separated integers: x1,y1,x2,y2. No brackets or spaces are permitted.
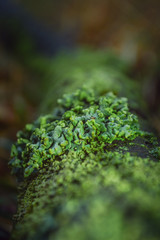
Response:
10,50,160,240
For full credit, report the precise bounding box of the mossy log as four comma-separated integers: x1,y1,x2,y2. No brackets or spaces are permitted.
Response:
10,50,160,240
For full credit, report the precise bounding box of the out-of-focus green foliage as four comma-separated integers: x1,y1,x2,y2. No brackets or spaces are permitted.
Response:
35,48,142,113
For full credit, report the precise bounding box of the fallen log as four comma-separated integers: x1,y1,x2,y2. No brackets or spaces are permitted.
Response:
10,50,160,240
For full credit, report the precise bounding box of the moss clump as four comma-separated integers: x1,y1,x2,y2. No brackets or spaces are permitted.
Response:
12,151,160,240
10,88,145,178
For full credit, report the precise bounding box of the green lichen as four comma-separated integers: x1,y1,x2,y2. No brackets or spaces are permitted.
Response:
10,88,145,178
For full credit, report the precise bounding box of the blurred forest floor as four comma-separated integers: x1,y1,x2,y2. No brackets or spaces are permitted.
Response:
0,0,160,239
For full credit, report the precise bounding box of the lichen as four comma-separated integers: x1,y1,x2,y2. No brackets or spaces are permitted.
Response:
10,88,145,178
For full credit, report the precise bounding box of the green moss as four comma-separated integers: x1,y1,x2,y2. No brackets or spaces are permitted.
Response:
12,151,160,240
10,49,160,240
37,48,143,114
10,88,146,178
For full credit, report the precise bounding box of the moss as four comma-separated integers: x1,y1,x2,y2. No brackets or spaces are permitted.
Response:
10,88,147,178
10,50,160,240
11,89,160,240
12,151,160,240
38,48,143,113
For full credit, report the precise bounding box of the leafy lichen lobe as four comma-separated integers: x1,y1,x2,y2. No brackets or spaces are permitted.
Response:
10,88,144,178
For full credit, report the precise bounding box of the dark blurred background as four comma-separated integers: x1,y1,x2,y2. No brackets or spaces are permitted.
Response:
0,0,160,239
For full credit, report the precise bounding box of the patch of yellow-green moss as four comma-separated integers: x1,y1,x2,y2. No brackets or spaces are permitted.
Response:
12,151,160,240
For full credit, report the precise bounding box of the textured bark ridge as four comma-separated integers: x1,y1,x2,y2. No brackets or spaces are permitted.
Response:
10,50,160,240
